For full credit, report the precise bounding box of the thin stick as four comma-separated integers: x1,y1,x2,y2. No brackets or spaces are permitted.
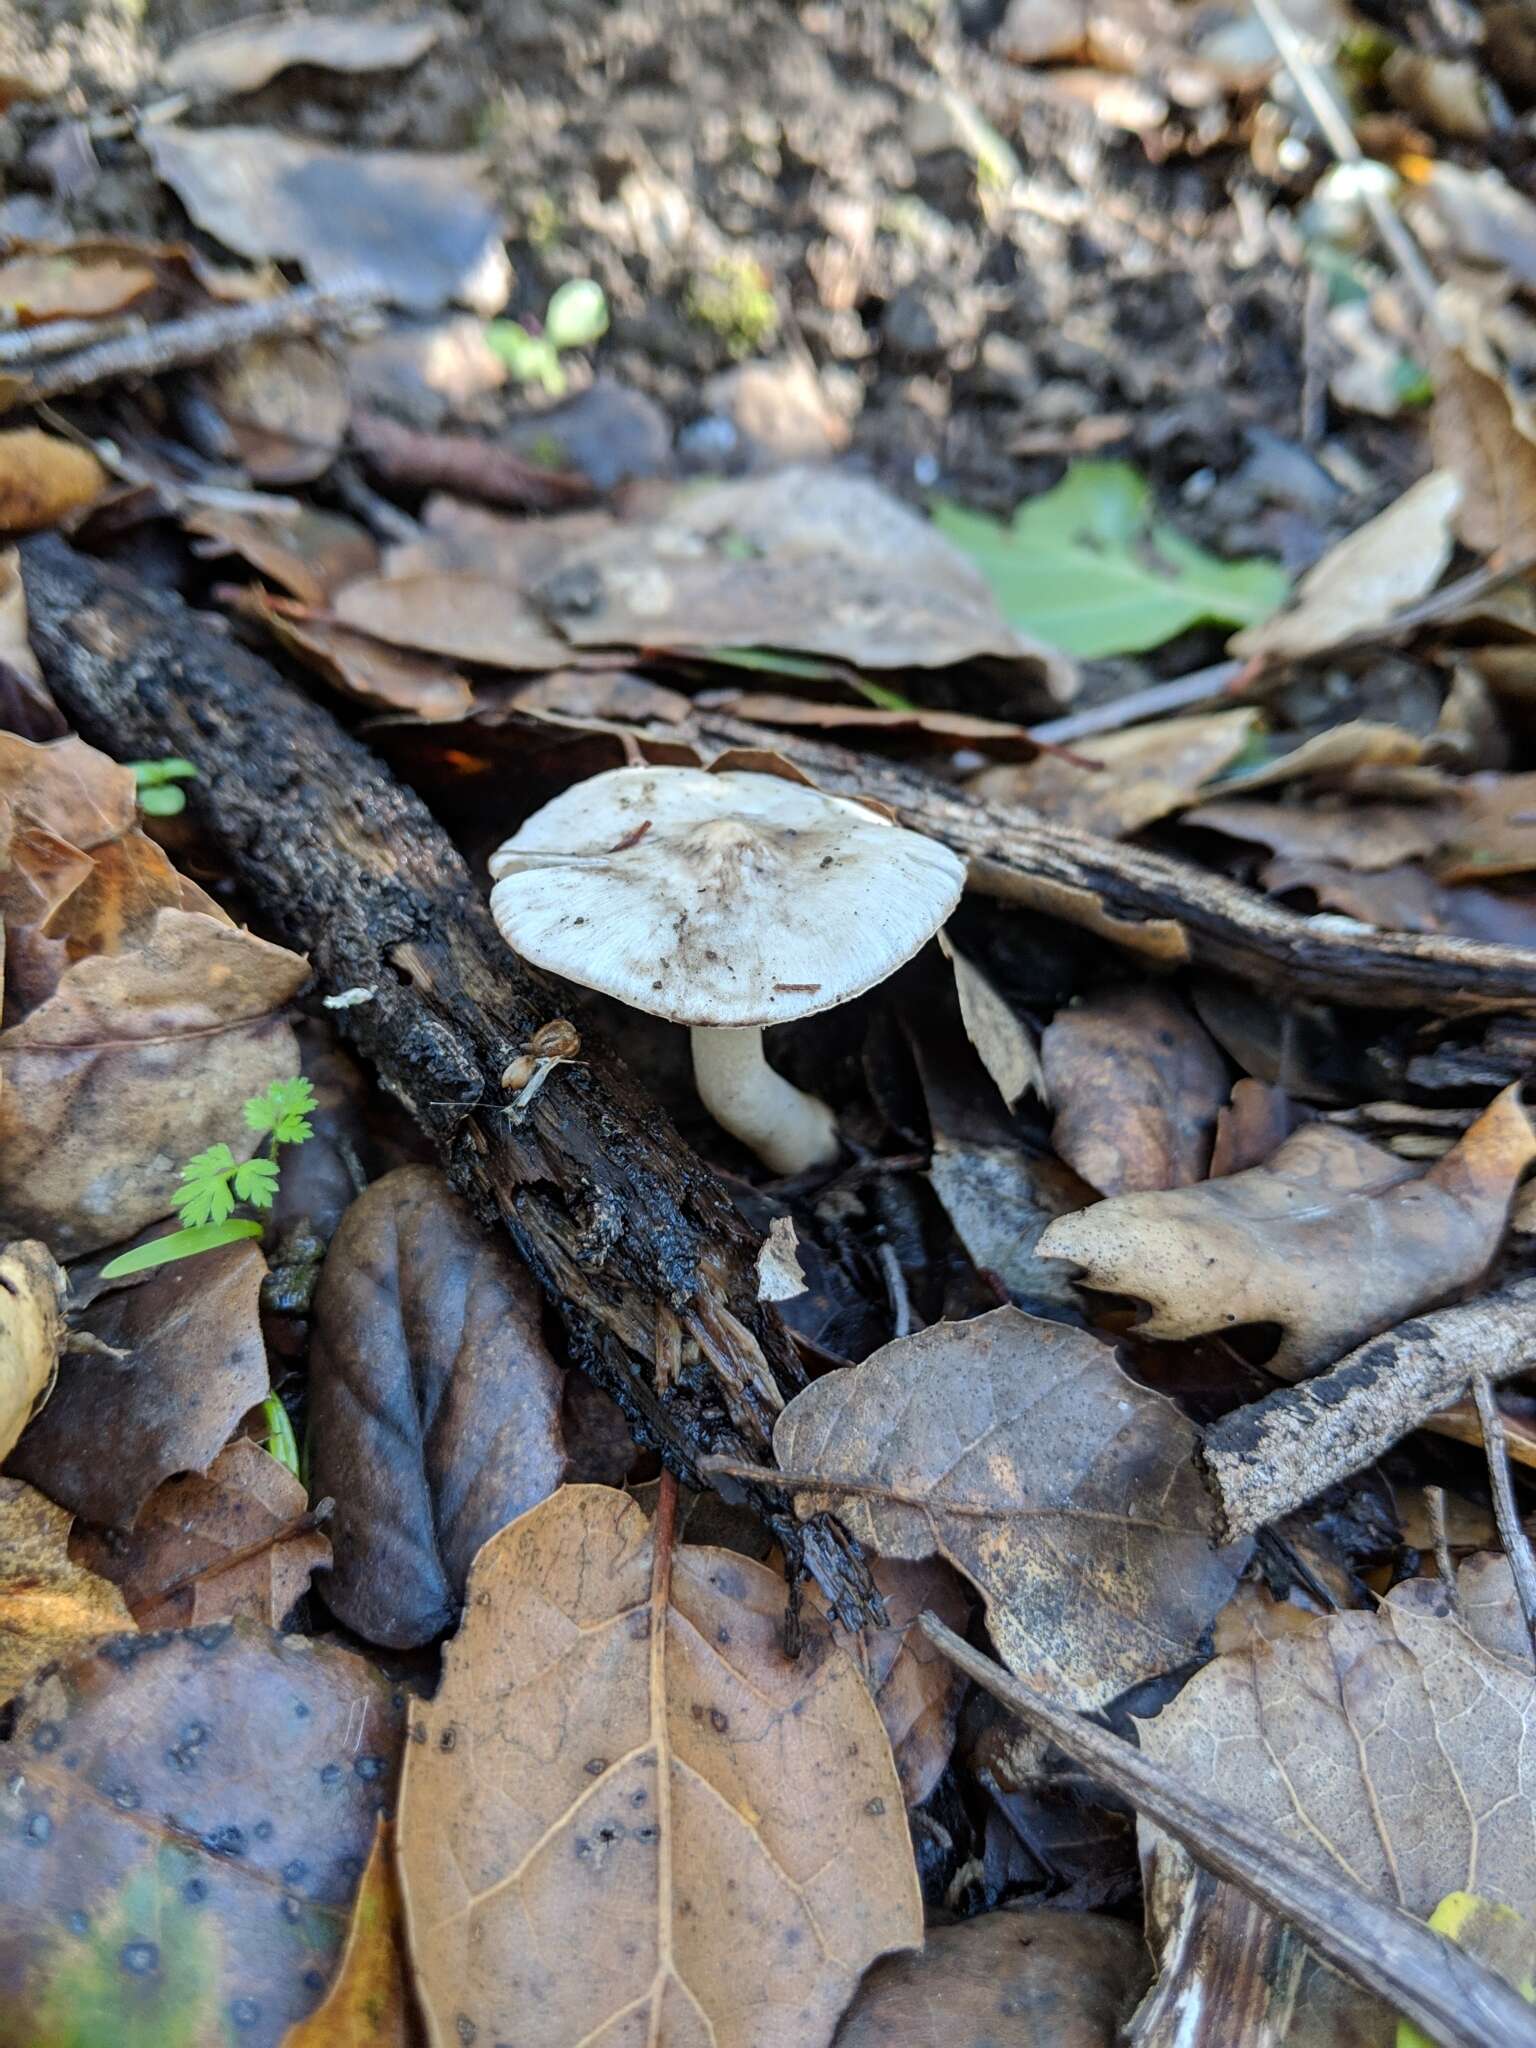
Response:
152,1498,333,1605
1202,1278,1536,1542
1424,1486,1461,1616
1027,659,1249,746
917,1613,1536,2048
1471,1372,1536,1667
2,285,382,407
876,1241,914,1340
1248,0,1443,328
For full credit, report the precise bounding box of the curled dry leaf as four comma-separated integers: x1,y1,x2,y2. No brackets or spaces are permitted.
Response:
0,1621,406,2048
939,931,1044,1111
8,1241,271,1529
969,709,1261,837
833,1903,1150,2047
309,1167,565,1650
146,126,511,314
928,1138,1091,1311
163,8,447,98
233,587,474,721
0,1476,133,1701
331,569,569,672
1039,1083,1536,1378
0,427,106,534
1042,986,1229,1196
201,335,350,485
185,501,379,607
1136,1568,1536,2045
397,1482,922,2048
1431,345,1536,557
0,906,308,1254
0,730,136,848
771,1305,1245,1710
1230,472,1462,663
281,1820,417,2048
71,1438,331,1631
855,1556,970,1809
0,1237,64,1459
0,251,155,325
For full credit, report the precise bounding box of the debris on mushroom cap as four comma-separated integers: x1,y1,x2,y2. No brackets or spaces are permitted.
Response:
488,765,967,1028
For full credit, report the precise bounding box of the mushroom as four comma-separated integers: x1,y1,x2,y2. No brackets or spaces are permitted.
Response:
487,764,965,1174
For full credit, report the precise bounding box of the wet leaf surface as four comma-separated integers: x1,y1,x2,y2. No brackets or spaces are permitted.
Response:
1040,1083,1536,1377
772,1306,1245,1709
0,1621,406,2048
308,1167,565,1650
398,1482,922,2047
0,1476,133,1701
1041,986,1229,1196
8,1242,271,1529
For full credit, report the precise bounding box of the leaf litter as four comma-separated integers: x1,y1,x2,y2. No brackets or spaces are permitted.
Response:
9,1,1536,2041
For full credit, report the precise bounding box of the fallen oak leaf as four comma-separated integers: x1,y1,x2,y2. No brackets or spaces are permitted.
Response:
308,1166,566,1651
0,728,137,848
0,1476,133,1701
8,1240,271,1529
71,1437,330,1631
396,1479,922,2047
1039,1082,1536,1378
0,1620,406,2047
0,1238,64,1459
717,1305,1246,1711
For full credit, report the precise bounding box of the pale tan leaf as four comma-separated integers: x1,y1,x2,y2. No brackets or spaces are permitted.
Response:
0,428,106,535
1039,1083,1536,1377
1230,472,1461,662
969,709,1260,837
331,570,569,672
771,1306,1245,1710
0,1477,133,1701
397,1482,922,2048
0,1239,64,1461
1432,346,1536,557
163,8,447,98
939,930,1043,1110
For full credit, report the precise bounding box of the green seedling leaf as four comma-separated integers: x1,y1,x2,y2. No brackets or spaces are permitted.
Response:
1398,1891,1536,2048
243,1074,317,1146
932,462,1290,658
175,1143,240,1227
700,646,844,678
127,757,198,787
260,1391,301,1480
484,321,566,395
136,784,186,817
232,1156,280,1208
544,277,608,351
98,1218,265,1280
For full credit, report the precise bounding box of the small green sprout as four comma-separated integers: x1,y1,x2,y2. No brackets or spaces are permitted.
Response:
127,757,198,818
259,1392,302,1480
486,279,609,397
685,255,778,358
99,1076,316,1281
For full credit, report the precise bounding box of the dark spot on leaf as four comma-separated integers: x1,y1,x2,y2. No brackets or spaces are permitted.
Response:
281,1859,307,1885
709,1709,728,1734
29,1722,60,1753
230,1996,262,2028
203,1824,246,1858
585,1757,607,1776
24,1812,50,1843
865,1797,886,1816
66,1911,89,1936
253,1820,274,1840
120,1941,159,1976
438,1728,457,1753
319,1763,343,1786
354,1755,384,1781
183,1878,209,1905
456,2019,478,2045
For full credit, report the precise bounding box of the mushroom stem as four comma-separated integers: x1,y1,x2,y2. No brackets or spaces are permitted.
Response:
690,1026,840,1177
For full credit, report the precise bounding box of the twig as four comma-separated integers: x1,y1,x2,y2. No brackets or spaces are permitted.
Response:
876,1241,914,1339
917,1613,1536,2048
349,409,595,511
1471,1372,1536,1667
1249,0,1443,328
1201,1279,1536,1542
1424,1486,1461,1615
152,1498,333,1606
0,314,144,367
0,286,383,408
1026,659,1249,746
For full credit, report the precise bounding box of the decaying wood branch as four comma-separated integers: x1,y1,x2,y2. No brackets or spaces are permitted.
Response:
637,710,1536,1015
19,534,878,1630
919,1613,1536,2048
1202,1278,1536,1542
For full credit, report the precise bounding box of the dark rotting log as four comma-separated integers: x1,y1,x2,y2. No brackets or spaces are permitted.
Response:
19,533,879,1632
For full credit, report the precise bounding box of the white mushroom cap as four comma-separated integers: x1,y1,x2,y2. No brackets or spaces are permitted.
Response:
488,765,966,1028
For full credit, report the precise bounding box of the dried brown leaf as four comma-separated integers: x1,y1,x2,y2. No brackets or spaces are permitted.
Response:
185,502,379,606
1039,1083,1536,1377
0,730,136,849
834,1903,1150,2047
145,126,510,314
858,1556,970,1809
1230,473,1461,662
0,1238,63,1460
202,334,350,485
1185,794,1458,872
1042,986,1228,1196
939,930,1044,1111
0,907,308,1253
331,569,569,672
1432,347,1536,557
0,1477,133,1700
0,251,155,325
397,1482,922,2047
0,428,106,534
0,1621,406,2045
1137,1572,1536,2045
163,8,446,97
772,1305,1245,1709
970,709,1260,836
708,690,1044,759
234,587,474,720
8,1241,271,1527
309,1166,565,1650
71,1437,330,1631
386,494,614,580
